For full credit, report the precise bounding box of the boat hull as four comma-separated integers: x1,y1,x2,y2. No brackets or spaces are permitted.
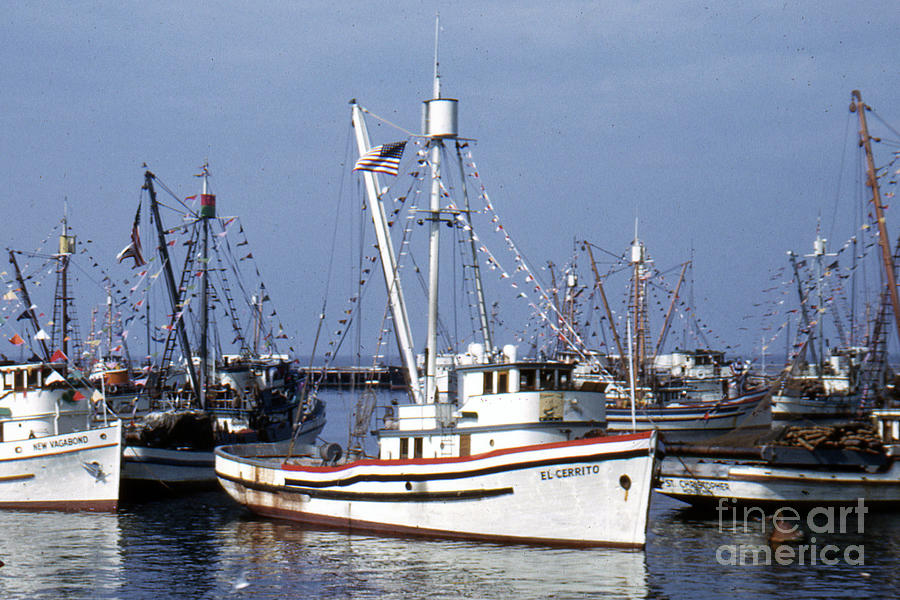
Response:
216,431,657,548
656,456,900,507
771,393,862,424
122,408,326,490
607,391,770,442
0,421,122,511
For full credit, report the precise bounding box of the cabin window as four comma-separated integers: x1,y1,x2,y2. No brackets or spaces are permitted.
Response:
459,434,471,457
483,371,493,394
519,369,536,391
413,437,423,459
400,438,409,458
13,370,25,391
558,370,571,389
540,369,555,390
497,372,508,394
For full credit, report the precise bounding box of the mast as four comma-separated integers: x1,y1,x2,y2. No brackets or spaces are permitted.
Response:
422,17,459,403
350,104,424,404
58,207,74,359
584,242,627,374
425,44,443,403
144,171,201,407
630,222,647,386
252,288,263,355
786,249,817,368
851,90,900,348
198,164,215,410
8,250,51,361
654,261,689,358
454,142,493,354
806,232,836,375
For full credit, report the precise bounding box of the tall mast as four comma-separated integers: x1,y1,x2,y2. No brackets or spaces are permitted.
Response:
59,205,74,358
786,248,817,368
630,221,646,386
422,14,458,403
585,242,626,373
350,103,424,404
851,90,900,348
198,164,215,410
805,231,835,375
144,171,201,406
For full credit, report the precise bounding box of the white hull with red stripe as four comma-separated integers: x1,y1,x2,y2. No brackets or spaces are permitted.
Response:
216,430,657,548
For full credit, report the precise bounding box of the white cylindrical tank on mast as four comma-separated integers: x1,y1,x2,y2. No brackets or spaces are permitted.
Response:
422,98,458,138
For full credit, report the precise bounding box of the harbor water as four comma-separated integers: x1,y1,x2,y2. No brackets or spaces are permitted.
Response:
2,389,899,599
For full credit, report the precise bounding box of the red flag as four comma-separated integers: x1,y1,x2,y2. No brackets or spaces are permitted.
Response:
9,333,24,346
72,391,86,402
50,349,68,362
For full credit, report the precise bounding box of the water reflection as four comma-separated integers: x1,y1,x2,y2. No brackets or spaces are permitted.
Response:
647,494,900,599
0,510,121,599
216,517,650,599
3,491,899,599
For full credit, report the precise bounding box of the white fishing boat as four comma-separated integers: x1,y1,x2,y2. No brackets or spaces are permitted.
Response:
217,351,658,548
766,91,900,423
606,389,770,442
1,224,121,510
0,362,121,510
575,236,771,442
769,234,872,423
655,416,900,507
216,37,658,548
655,91,900,508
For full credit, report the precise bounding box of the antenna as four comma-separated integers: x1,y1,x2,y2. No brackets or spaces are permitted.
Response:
433,14,441,98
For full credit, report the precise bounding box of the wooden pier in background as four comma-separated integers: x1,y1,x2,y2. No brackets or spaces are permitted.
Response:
297,365,407,389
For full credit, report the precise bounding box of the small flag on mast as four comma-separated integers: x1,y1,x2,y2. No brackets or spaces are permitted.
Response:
117,203,147,268
353,141,407,176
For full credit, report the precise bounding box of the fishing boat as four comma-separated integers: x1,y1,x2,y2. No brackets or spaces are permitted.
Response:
765,91,900,423
1,221,121,510
605,389,770,442
655,90,900,508
655,417,900,507
575,235,770,442
216,41,658,548
120,169,325,491
0,361,122,510
768,234,875,423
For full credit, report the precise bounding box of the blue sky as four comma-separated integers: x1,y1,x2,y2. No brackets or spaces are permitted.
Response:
2,2,899,364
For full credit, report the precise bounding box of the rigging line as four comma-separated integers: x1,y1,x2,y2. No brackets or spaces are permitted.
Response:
310,121,357,369
828,110,854,244
152,174,200,218
869,109,900,143
359,106,419,137
582,240,626,262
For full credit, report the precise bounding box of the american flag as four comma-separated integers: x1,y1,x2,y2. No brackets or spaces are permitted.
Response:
353,141,407,176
